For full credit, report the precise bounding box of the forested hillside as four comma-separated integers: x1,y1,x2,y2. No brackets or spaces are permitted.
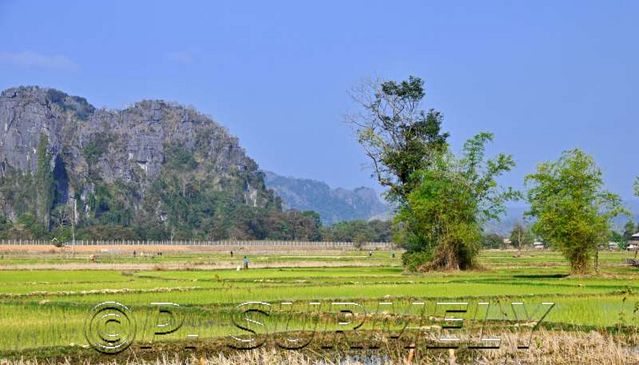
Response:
0,86,322,241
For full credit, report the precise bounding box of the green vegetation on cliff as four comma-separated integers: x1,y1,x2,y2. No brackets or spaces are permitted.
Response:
0,86,326,242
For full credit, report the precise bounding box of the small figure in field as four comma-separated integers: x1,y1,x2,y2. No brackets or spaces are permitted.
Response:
157,252,163,257
368,250,373,257
243,256,249,270
89,254,97,263
133,250,136,257
230,250,234,257
391,252,395,258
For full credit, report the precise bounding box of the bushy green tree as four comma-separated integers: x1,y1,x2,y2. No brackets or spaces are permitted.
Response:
510,222,534,251
609,229,625,250
481,233,504,249
526,149,628,274
395,133,518,270
259,210,322,241
623,221,637,244
321,219,391,242
0,214,49,240
350,77,517,271
76,225,142,241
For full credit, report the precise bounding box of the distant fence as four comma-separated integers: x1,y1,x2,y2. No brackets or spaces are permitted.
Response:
0,239,394,249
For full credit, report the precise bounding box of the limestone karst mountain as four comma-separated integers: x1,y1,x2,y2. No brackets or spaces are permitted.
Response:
0,86,320,240
263,171,390,225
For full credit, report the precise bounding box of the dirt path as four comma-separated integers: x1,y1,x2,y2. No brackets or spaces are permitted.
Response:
0,261,389,271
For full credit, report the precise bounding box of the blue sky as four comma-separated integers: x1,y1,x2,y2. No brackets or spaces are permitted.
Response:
0,1,637,201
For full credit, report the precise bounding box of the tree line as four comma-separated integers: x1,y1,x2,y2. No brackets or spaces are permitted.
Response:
1,75,634,276
350,76,632,274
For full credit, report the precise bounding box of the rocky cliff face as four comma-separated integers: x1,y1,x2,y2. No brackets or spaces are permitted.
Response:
0,86,274,235
263,171,390,225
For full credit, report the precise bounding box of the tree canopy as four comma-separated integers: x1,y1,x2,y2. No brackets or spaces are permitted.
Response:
349,76,518,271
510,223,535,250
394,133,518,270
349,76,449,204
525,149,628,274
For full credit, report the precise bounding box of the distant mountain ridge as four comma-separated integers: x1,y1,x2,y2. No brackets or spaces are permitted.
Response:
263,171,390,225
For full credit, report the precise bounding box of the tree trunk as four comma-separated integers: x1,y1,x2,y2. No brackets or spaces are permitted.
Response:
517,230,522,257
571,253,591,275
427,241,462,271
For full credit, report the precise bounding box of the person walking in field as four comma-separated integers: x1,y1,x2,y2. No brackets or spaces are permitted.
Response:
243,256,249,270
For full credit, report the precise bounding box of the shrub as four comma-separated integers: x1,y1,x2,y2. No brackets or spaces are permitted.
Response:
401,251,432,271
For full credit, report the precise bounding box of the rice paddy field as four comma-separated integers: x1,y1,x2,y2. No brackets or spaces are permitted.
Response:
1,245,639,364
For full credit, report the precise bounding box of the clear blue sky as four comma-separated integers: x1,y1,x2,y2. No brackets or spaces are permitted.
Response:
1,1,637,201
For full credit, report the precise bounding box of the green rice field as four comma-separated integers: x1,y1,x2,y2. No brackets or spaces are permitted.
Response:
0,248,638,361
